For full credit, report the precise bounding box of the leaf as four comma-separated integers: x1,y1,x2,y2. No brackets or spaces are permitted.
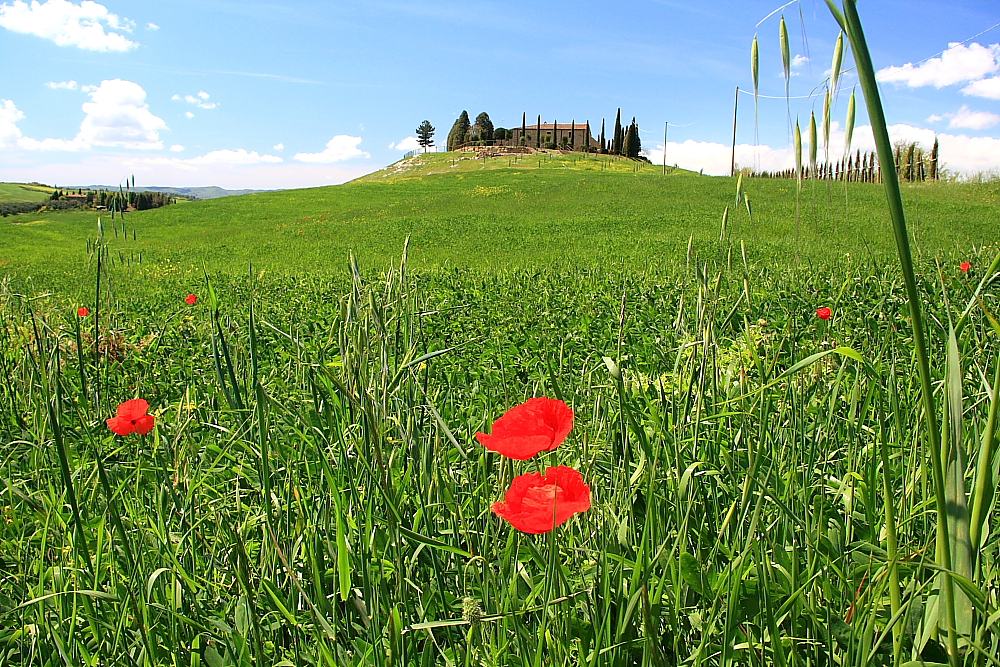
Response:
680,552,708,596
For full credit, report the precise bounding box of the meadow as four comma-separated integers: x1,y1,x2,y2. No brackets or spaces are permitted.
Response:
3,94,1000,667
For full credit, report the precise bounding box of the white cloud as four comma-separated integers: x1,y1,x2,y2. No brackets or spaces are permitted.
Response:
792,54,809,68
81,84,96,92
185,149,282,165
145,21,157,30
294,135,369,163
0,0,138,51
878,42,1000,88
45,79,77,89
390,136,420,151
643,122,1000,176
77,79,166,149
184,111,193,119
172,91,217,109
927,105,1000,130
272,143,284,151
169,144,183,152
962,77,1000,100
0,98,88,150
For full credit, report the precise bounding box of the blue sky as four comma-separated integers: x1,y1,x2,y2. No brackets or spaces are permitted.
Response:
1,0,998,189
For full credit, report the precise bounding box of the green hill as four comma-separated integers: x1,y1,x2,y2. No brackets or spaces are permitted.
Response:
0,151,996,285
0,182,55,203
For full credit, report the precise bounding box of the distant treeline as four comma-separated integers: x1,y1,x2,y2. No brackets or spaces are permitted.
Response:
743,139,941,183
0,200,83,217
445,108,645,158
50,188,177,210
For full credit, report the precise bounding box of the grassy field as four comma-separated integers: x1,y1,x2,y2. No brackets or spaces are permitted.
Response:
1,152,997,290
1,150,999,666
0,182,55,203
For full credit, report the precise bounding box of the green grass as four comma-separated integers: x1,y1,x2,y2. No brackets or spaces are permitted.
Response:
0,182,55,203
1,151,997,288
1,149,999,666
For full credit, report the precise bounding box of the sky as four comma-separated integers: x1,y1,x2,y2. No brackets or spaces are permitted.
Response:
1,0,999,189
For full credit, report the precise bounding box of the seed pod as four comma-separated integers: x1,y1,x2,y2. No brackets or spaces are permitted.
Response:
809,111,818,174
845,88,856,156
831,32,844,96
780,16,790,94
752,35,760,102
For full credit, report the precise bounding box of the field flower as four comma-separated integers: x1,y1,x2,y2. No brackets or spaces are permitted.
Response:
492,466,591,533
961,262,971,273
106,399,155,436
185,294,198,305
816,307,832,320
77,307,89,317
476,397,573,460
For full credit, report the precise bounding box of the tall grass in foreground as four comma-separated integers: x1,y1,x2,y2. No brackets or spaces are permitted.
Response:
1,237,999,665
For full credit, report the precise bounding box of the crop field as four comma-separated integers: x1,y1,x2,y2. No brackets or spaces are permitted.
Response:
1,144,999,667
0,182,54,204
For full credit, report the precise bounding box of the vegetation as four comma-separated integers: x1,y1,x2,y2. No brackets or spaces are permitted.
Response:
447,111,470,151
415,120,435,151
1,5,999,666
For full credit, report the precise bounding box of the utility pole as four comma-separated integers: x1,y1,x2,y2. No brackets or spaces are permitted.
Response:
663,121,668,175
731,85,739,177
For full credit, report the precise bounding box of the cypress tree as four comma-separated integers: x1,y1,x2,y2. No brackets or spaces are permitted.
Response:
551,118,557,148
521,112,527,146
904,142,916,182
570,120,576,150
622,119,640,158
599,119,606,154
585,121,591,152
613,109,623,155
447,111,471,151
473,112,494,143
536,115,541,148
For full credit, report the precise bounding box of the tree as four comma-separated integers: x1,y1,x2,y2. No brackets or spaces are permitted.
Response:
415,120,435,151
494,128,509,141
612,109,623,155
930,137,939,180
521,113,527,146
447,111,471,151
536,115,541,148
623,118,641,158
599,119,606,154
473,112,494,143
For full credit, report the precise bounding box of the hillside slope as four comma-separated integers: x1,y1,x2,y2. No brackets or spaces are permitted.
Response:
0,152,995,285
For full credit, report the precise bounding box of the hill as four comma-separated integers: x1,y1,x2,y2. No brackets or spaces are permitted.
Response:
0,182,55,203
0,151,996,285
64,185,272,199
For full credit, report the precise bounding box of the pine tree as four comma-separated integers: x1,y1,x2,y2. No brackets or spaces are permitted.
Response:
447,111,471,151
612,109,623,155
415,120,435,151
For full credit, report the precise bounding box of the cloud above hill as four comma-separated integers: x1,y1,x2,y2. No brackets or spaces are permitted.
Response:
0,0,138,51
877,42,1000,100
294,135,369,163
644,122,1000,176
1,79,167,151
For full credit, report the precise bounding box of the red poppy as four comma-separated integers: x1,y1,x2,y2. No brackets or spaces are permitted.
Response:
185,293,198,305
77,307,89,317
492,466,591,534
475,397,573,460
816,307,832,320
960,262,971,273
106,399,155,436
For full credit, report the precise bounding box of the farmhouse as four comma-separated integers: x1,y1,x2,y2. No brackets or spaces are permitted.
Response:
509,122,597,150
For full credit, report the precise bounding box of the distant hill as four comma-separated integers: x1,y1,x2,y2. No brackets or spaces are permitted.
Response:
63,185,273,200
0,182,55,203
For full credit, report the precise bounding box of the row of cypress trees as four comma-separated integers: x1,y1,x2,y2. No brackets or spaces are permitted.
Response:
445,108,643,157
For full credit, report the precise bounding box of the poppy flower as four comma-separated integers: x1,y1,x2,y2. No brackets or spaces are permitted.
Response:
475,397,573,460
106,399,155,436
492,466,591,534
960,262,971,273
77,307,89,317
185,294,198,305
816,307,832,320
